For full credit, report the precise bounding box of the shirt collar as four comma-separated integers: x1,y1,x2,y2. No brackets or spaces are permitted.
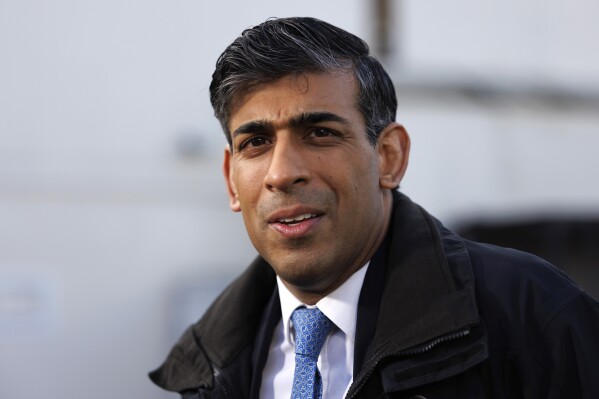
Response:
277,262,370,345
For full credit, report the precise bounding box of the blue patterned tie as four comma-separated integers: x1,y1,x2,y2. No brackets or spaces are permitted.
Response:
290,307,333,399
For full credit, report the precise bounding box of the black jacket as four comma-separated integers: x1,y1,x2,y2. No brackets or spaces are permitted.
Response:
150,193,599,398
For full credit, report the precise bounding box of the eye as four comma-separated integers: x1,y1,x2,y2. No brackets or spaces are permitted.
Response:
309,127,336,138
239,136,269,150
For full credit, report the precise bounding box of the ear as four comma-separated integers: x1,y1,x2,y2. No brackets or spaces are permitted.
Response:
377,122,411,189
223,145,241,212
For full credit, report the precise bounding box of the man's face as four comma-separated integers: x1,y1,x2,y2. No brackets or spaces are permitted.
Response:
223,72,407,303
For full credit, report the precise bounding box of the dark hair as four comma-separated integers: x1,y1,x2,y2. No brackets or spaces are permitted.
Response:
209,17,397,146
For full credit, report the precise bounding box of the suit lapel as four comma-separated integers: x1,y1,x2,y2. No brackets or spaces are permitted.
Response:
249,286,281,399
354,226,391,376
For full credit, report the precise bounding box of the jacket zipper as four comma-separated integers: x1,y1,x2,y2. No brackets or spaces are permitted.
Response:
346,328,471,399
397,329,470,356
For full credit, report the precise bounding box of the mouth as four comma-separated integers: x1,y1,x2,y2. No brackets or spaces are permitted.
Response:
267,209,324,238
275,213,319,226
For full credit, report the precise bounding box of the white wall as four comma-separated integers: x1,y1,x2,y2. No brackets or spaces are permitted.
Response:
393,0,599,221
400,0,599,87
0,1,598,398
400,98,599,223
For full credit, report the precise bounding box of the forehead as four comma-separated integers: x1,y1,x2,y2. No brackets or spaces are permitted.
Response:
228,72,362,132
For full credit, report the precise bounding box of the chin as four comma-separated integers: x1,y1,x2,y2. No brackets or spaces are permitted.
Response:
274,260,328,288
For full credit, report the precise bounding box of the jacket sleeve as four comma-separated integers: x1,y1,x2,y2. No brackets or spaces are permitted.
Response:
543,291,599,398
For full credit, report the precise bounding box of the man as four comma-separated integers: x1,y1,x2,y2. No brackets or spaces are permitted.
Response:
150,17,599,398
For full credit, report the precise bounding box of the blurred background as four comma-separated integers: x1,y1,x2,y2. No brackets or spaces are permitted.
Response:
1,0,598,398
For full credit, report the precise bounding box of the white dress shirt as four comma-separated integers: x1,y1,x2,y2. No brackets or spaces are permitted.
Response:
259,263,370,399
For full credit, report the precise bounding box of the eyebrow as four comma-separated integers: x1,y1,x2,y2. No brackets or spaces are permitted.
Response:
231,111,351,139
289,111,351,127
232,120,272,137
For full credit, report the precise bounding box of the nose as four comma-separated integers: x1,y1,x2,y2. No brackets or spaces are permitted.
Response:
263,137,310,192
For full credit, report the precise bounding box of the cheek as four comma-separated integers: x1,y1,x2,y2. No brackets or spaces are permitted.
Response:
353,160,382,203
234,162,266,199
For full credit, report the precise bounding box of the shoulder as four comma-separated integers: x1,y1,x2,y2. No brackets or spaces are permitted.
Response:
465,240,584,331
462,240,599,396
463,239,599,368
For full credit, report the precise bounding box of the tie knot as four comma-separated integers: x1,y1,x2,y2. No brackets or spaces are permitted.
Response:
291,307,333,358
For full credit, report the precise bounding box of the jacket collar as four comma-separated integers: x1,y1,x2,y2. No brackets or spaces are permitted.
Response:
372,192,480,352
149,256,276,393
348,192,485,396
